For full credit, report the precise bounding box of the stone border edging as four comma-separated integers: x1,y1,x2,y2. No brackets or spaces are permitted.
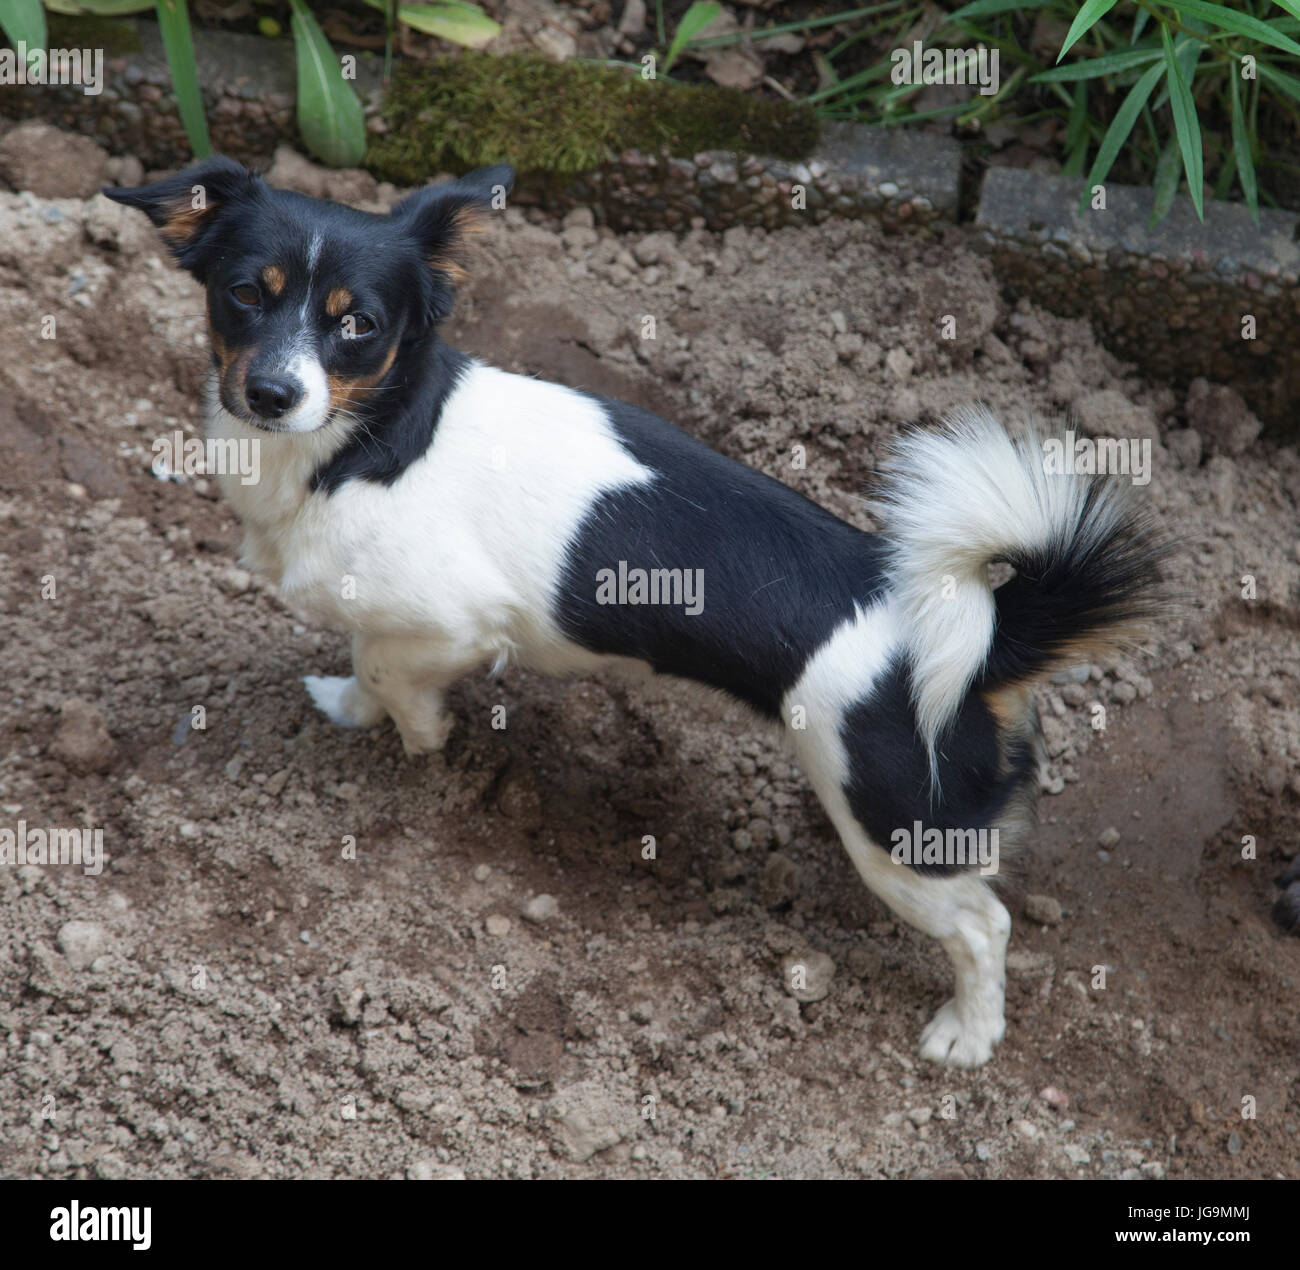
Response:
974,169,1299,431
0,18,1293,429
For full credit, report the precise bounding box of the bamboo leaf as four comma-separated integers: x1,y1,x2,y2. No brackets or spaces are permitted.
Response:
946,0,1031,21
0,0,46,62
44,1,153,14
664,1,721,73
1058,0,1119,62
1162,23,1203,219
1031,47,1161,83
1079,59,1164,214
289,0,367,167
1229,71,1259,225
360,0,500,50
1149,136,1180,227
155,0,211,158
1158,0,1300,58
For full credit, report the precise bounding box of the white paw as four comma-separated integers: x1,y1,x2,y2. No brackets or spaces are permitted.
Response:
303,675,386,729
919,998,1004,1068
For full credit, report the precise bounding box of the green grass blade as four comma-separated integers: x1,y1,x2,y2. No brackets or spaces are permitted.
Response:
44,1,153,13
945,0,1029,20
1149,135,1181,226
1031,47,1162,83
664,1,720,74
289,0,367,167
1158,0,1300,57
0,0,46,62
1162,24,1203,219
1058,0,1120,62
155,0,211,158
1229,70,1259,224
360,0,501,50
1256,59,1300,105
1080,59,1165,214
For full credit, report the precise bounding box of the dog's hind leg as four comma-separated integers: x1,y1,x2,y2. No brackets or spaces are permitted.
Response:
835,820,1010,1067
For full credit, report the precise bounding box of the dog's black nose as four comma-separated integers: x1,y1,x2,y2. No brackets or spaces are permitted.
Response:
245,374,302,420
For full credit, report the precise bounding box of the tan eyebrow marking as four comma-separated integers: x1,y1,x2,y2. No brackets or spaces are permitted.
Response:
326,287,354,318
261,265,286,296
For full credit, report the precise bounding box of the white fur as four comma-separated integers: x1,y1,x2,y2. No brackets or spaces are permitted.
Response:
784,600,1010,1067
871,404,1120,777
208,360,654,751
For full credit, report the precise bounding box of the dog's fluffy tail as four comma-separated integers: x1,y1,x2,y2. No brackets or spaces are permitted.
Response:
872,405,1170,773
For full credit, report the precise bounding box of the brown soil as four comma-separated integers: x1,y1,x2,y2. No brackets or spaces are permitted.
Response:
0,152,1297,1180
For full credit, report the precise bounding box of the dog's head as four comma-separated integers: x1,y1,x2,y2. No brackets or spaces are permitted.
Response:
104,156,512,434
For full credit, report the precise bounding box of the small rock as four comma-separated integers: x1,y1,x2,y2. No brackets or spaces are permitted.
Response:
906,1107,933,1127
1073,388,1160,444
0,122,108,198
1040,1085,1070,1110
1097,826,1121,849
885,347,914,380
51,699,116,774
758,853,799,908
1165,427,1202,469
521,894,559,925
1024,894,1063,926
552,1083,623,1162
617,0,646,36
407,1161,465,1179
780,950,834,1003
56,920,107,971
1064,1144,1091,1164
485,914,512,937
1185,378,1261,456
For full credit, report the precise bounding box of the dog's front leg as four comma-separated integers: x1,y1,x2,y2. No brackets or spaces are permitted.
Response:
309,632,465,756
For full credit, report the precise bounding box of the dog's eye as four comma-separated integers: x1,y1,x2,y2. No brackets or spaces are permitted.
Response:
230,284,260,307
343,313,376,338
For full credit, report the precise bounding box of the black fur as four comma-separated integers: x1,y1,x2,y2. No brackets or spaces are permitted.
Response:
980,482,1170,691
311,342,471,493
553,397,889,718
842,661,1037,877
103,158,512,489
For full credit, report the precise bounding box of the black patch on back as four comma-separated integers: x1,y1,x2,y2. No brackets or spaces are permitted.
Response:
312,341,469,492
552,396,887,717
842,660,1035,876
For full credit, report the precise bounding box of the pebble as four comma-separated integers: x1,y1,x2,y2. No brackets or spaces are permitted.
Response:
1097,826,1121,849
1024,894,1063,926
1064,1144,1091,1164
472,864,491,882
51,698,116,774
1040,1085,1070,1110
56,920,108,970
780,950,834,1003
485,915,512,937
521,894,559,925
407,1161,466,1180
758,853,799,908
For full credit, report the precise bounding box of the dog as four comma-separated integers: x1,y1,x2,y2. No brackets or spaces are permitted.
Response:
106,157,1168,1067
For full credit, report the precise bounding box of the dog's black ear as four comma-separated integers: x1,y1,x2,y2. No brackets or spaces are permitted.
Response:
390,163,513,291
102,156,263,277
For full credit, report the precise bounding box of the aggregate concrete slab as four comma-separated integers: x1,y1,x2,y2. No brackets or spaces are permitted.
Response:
975,169,1299,431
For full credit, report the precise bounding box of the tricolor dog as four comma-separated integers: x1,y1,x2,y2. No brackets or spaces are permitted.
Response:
106,158,1167,1067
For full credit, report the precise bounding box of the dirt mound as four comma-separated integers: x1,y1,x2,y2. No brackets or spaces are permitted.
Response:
0,160,1297,1179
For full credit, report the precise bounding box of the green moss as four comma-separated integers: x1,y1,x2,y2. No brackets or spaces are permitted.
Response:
46,15,142,58
368,52,820,183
